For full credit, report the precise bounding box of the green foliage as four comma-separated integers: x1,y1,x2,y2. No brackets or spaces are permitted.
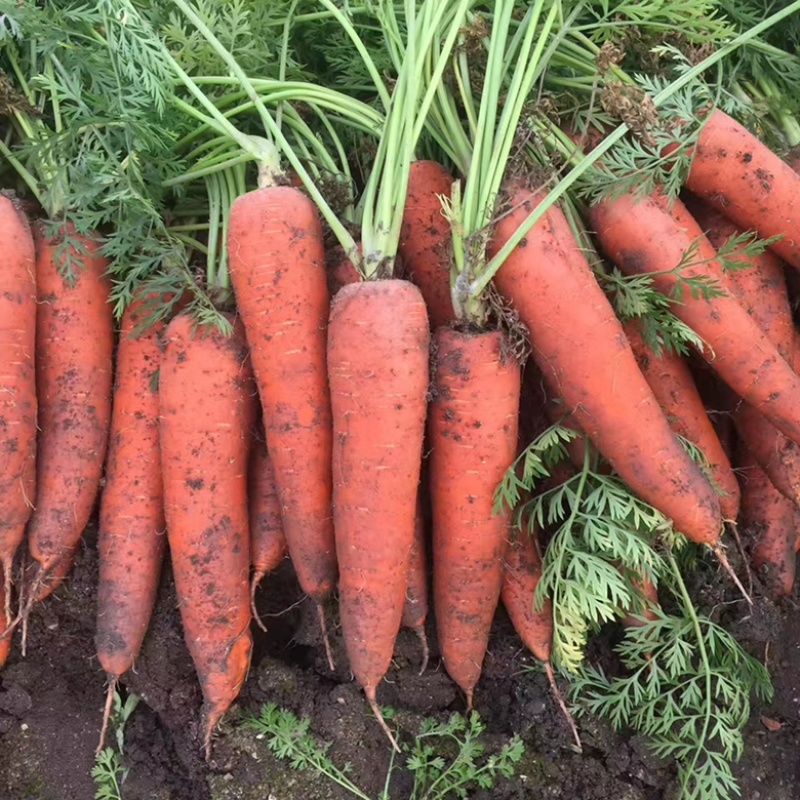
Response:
91,690,140,800
244,704,524,800
571,555,773,800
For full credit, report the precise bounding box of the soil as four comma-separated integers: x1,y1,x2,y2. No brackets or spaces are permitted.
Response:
1,524,799,800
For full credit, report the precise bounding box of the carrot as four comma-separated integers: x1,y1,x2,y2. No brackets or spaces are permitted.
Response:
401,488,429,675
399,161,455,329
429,328,520,709
501,530,581,750
248,433,287,632
326,244,362,297
227,186,337,667
24,224,113,606
685,197,800,505
159,313,254,759
736,441,796,598
590,190,800,449
682,109,800,270
0,581,9,668
328,279,429,751
489,185,722,546
621,573,660,629
0,197,36,622
622,318,740,521
95,297,167,754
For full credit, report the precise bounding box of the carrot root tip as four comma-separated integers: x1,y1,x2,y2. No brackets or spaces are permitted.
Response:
414,626,429,676
713,545,753,606
544,660,582,752
365,686,400,754
250,571,267,633
316,603,335,671
97,677,118,756
465,687,474,713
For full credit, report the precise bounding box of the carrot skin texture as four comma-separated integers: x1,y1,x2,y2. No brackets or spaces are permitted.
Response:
328,280,430,704
26,224,113,588
159,314,253,753
399,161,455,329
590,191,800,447
96,298,167,680
737,443,796,598
489,186,721,545
430,329,520,703
685,110,800,270
622,319,740,521
685,197,800,504
501,532,552,664
227,187,336,605
0,198,36,607
249,440,287,584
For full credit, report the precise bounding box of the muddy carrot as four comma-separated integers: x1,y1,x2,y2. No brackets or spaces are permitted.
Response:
401,489,430,675
489,184,722,546
159,313,254,758
95,297,167,753
0,197,36,621
24,224,113,605
430,328,520,709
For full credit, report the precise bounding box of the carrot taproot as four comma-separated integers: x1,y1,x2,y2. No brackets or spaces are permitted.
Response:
24,223,113,604
159,313,254,759
0,196,36,622
682,109,800,270
401,488,429,675
0,581,9,668
736,441,796,598
248,433,287,633
590,190,800,449
429,328,520,709
489,185,722,546
683,196,800,505
227,186,336,666
622,318,740,521
328,279,429,751
95,297,167,753
501,529,581,750
399,161,455,329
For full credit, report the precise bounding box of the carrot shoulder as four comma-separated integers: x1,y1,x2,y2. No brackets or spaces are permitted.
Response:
430,328,520,708
0,197,37,618
328,279,429,749
25,224,113,600
159,313,253,758
489,185,721,546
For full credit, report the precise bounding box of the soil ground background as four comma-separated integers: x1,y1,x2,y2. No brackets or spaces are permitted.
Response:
1,523,799,800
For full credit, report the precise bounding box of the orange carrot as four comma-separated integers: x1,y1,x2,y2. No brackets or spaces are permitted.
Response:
401,489,429,675
25,224,113,604
684,197,800,504
683,109,800,270
489,185,722,546
622,318,740,521
0,581,9,668
228,187,337,664
430,328,520,709
248,434,287,632
159,313,254,758
621,573,660,629
590,190,800,448
501,530,581,750
736,441,796,598
326,244,362,297
95,297,167,753
0,197,36,621
399,161,455,329
328,279,429,751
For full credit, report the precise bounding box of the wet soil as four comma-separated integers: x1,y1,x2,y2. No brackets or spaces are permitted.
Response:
1,524,799,800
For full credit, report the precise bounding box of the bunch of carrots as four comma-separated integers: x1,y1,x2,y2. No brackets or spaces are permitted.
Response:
2,2,800,789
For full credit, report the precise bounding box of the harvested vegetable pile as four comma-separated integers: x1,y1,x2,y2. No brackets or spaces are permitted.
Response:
2,1,800,799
